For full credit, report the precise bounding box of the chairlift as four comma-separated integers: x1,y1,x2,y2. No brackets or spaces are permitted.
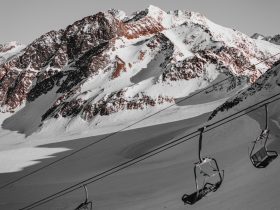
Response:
182,127,224,205
249,104,278,168
74,185,93,210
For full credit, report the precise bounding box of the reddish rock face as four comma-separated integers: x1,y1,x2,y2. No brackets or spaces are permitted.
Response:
112,56,126,79
120,16,165,39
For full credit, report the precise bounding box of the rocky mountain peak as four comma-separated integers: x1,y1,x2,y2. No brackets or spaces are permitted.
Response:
1,6,280,136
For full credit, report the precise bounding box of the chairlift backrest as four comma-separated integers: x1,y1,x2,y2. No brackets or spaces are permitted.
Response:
250,129,269,156
75,202,92,210
195,157,223,188
258,147,268,160
197,158,217,175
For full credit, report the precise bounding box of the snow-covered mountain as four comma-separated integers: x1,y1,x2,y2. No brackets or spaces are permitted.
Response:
251,33,280,45
1,5,280,137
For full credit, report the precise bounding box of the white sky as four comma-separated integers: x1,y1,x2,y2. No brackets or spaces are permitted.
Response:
0,0,279,44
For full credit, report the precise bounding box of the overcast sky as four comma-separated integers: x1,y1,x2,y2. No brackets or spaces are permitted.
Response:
0,0,279,44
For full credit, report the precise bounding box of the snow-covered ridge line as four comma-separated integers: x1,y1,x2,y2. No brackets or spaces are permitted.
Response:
0,41,25,62
208,60,280,121
251,33,280,45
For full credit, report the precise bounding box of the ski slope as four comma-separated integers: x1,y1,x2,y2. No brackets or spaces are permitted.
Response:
0,95,228,174
0,103,279,210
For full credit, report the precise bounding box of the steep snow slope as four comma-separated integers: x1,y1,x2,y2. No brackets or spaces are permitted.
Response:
209,60,280,124
0,110,279,210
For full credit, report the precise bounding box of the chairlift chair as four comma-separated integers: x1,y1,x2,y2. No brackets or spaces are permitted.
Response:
74,185,93,210
249,130,278,168
182,127,224,205
249,104,278,168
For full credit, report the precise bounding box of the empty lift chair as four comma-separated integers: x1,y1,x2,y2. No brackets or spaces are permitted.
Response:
182,127,224,205
249,104,278,168
74,185,93,210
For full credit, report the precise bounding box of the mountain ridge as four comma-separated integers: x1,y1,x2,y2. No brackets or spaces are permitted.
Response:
251,33,280,45
1,5,280,137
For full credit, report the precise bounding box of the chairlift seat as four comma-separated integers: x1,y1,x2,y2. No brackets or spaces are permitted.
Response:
182,157,224,205
74,201,93,210
251,147,278,168
182,181,222,205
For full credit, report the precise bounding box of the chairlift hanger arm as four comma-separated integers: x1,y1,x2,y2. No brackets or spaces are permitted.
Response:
74,185,93,210
198,127,206,163
84,185,89,203
265,104,268,130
